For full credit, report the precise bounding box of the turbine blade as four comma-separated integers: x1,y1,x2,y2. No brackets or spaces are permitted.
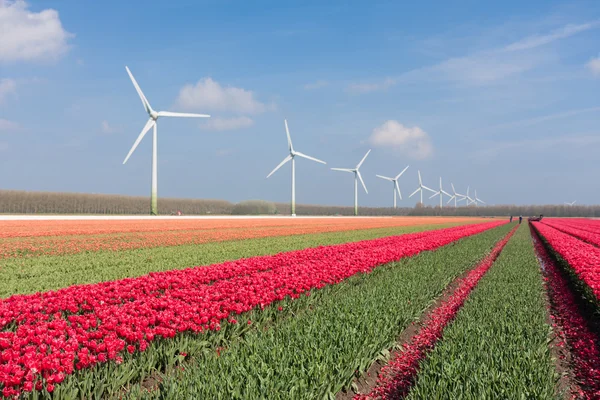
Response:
409,187,420,198
356,149,371,169
125,66,152,114
284,119,293,152
157,111,210,118
294,151,326,164
441,189,451,197
451,183,456,194
447,196,455,204
376,175,393,181
123,118,155,164
395,165,409,180
266,155,292,178
429,191,439,199
395,180,402,200
331,168,354,173
357,170,368,194
423,185,437,193
418,170,422,185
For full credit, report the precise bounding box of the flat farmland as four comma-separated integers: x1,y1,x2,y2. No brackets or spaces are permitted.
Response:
3,216,598,399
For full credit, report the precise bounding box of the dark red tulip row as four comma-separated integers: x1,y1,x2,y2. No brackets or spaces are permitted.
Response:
541,219,600,248
0,221,505,397
531,226,600,399
356,225,516,399
532,222,600,302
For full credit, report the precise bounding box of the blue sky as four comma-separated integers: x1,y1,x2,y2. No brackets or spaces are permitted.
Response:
1,0,599,207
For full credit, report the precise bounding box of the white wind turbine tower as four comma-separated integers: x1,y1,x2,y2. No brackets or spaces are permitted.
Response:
266,119,326,216
409,171,436,205
331,149,371,216
446,183,466,208
376,165,409,208
122,66,210,216
429,177,452,209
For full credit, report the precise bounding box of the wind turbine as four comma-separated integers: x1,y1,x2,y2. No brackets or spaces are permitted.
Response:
266,119,326,216
331,149,371,216
446,183,466,208
464,186,476,206
468,189,485,206
409,171,436,205
122,66,210,216
429,177,452,209
564,200,577,206
376,165,409,208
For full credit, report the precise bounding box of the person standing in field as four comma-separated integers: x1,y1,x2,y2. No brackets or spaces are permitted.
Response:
510,216,513,222
519,215,522,224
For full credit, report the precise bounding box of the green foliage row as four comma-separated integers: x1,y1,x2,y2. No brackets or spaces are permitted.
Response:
0,224,459,298
98,225,514,400
407,225,557,400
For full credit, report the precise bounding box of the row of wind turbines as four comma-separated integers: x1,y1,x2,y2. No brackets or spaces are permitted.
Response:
121,66,486,216
266,120,485,216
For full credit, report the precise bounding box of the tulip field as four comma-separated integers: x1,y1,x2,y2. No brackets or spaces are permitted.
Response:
0,216,599,398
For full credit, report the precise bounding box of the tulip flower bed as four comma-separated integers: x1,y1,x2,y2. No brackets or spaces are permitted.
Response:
0,217,485,258
0,223,463,298
531,226,600,399
532,222,600,304
398,225,556,399
0,221,505,397
115,223,512,400
540,218,600,248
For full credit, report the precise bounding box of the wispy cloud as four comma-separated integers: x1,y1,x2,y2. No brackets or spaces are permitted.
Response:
586,54,600,76
303,80,329,90
0,78,16,103
0,118,19,131
347,21,598,92
201,116,254,131
490,106,600,130
368,120,433,159
0,0,74,63
504,21,600,51
100,120,121,134
473,133,600,161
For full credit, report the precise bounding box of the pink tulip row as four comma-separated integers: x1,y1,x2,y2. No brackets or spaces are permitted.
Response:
355,225,515,399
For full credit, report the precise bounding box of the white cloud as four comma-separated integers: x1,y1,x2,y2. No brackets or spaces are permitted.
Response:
0,118,19,131
504,21,599,52
201,116,254,131
100,120,120,134
368,120,433,159
586,55,600,76
0,78,16,103
303,80,329,90
0,0,73,62
176,78,271,114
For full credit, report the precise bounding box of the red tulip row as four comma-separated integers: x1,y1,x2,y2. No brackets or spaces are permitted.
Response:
531,227,600,399
540,219,600,248
0,221,504,397
532,222,600,302
355,225,516,399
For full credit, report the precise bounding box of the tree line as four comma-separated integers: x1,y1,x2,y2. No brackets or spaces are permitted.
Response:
0,190,598,217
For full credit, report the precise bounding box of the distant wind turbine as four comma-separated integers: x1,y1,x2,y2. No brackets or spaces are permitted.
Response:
409,171,436,205
266,119,326,216
446,183,466,208
468,189,485,206
429,177,452,209
331,149,371,216
464,186,476,206
376,165,409,208
122,66,210,216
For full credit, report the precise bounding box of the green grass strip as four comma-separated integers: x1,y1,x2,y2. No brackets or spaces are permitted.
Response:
0,223,463,298
407,224,557,400
99,224,515,400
